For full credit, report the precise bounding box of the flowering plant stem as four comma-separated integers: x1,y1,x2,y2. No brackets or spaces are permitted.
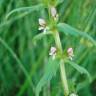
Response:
53,30,69,96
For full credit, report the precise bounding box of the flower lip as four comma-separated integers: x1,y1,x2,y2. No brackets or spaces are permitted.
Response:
69,93,78,96
39,18,46,26
38,26,45,30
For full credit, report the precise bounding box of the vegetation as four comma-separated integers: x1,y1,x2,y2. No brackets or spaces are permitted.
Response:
0,0,96,96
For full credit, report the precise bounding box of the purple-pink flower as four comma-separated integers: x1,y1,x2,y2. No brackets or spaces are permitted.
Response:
49,47,57,60
67,47,74,60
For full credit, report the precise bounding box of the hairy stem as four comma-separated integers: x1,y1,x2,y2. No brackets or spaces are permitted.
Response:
53,31,69,96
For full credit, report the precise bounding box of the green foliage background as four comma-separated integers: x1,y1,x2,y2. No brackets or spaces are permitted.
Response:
0,0,96,96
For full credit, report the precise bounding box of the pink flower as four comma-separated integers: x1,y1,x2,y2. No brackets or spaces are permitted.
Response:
50,6,58,21
67,47,74,60
49,47,57,60
50,7,57,17
38,18,49,33
39,18,46,26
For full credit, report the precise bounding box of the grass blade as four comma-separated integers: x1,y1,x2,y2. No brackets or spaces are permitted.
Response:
6,4,43,19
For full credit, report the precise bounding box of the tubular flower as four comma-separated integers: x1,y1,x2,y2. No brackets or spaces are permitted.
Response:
38,18,49,33
67,47,74,60
50,6,58,21
49,47,57,60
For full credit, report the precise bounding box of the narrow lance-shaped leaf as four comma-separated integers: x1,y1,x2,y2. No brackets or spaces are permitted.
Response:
35,57,60,96
57,23,96,46
6,4,43,19
65,60,91,82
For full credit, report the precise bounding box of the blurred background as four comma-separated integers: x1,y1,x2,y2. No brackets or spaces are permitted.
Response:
0,0,96,96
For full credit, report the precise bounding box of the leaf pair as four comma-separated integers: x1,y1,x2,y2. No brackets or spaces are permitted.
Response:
35,57,91,96
35,58,60,96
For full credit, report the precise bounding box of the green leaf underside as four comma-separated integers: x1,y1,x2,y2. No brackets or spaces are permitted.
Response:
35,58,60,96
57,23,96,46
66,60,91,82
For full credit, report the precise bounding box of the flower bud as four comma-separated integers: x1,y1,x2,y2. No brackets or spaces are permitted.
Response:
50,7,57,17
50,6,58,21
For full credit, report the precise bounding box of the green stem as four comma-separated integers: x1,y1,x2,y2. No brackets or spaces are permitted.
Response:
47,3,69,95
53,31,69,96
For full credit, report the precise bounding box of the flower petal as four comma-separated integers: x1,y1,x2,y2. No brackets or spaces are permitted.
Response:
39,18,46,26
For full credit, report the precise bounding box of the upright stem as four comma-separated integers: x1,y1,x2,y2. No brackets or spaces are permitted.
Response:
53,31,69,96
47,3,69,95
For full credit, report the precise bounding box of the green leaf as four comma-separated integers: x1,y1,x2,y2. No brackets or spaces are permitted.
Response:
32,32,51,43
56,0,64,6
35,58,60,96
65,60,91,82
6,4,43,19
57,23,96,46
0,37,34,88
